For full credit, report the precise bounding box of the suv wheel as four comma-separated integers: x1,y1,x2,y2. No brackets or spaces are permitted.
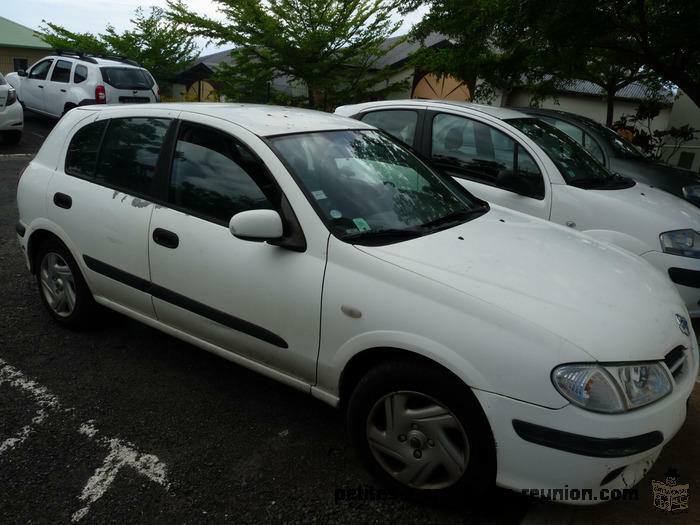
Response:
62,103,77,117
347,360,496,503
35,238,95,328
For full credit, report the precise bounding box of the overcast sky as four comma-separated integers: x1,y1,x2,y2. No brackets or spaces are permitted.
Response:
4,1,428,56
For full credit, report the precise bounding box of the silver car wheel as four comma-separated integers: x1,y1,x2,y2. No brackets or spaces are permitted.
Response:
40,252,77,317
366,390,469,490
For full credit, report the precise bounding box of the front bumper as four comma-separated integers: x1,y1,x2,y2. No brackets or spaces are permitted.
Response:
643,251,700,317
474,338,698,503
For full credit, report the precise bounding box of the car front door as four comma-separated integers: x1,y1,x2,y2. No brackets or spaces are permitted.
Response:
147,116,325,384
47,110,178,318
22,59,53,112
426,111,552,220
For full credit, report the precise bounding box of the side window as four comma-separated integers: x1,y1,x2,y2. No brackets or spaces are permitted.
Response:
74,65,88,84
360,110,418,146
548,118,584,144
96,118,170,196
28,60,53,80
169,123,274,224
431,113,544,198
582,133,605,163
65,120,109,178
50,60,72,83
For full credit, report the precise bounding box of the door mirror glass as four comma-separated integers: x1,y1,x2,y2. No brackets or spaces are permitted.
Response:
229,210,283,241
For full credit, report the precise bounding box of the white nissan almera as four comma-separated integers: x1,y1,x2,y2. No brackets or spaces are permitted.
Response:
16,103,698,504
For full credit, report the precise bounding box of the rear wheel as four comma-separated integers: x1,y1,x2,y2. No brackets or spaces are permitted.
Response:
62,103,77,117
347,360,496,503
35,238,95,328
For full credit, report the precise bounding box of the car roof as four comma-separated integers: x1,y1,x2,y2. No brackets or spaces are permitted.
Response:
76,103,375,137
514,107,600,128
47,55,142,68
335,99,529,120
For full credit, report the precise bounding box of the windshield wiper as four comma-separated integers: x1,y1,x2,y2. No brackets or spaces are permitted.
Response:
342,228,425,245
420,207,488,231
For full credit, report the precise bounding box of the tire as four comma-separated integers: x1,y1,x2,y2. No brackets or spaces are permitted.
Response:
35,238,96,328
347,360,496,504
62,103,77,117
2,130,21,145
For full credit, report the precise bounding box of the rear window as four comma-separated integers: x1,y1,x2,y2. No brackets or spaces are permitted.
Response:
100,67,154,90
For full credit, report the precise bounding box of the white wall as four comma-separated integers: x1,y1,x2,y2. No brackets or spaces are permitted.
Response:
664,91,700,172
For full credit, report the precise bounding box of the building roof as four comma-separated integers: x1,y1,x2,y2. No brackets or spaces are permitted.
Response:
372,33,448,69
0,16,51,50
73,103,373,136
557,79,675,104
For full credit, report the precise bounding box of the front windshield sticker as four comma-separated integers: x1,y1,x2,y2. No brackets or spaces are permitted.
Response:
330,209,342,219
353,218,371,232
312,190,327,200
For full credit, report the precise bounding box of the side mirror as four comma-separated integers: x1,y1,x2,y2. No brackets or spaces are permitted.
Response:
229,209,284,241
17,70,27,77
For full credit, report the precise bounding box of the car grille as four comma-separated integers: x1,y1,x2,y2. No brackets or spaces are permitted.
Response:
118,96,150,103
664,345,686,379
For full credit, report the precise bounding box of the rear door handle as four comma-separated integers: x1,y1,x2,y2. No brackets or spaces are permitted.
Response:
60,89,66,93
152,228,179,249
38,85,44,88
53,192,72,209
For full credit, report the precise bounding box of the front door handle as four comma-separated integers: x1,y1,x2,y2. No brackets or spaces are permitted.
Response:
53,192,72,209
152,228,179,249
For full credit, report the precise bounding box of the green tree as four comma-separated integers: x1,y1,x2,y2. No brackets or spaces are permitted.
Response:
165,0,409,108
404,0,697,125
39,6,198,91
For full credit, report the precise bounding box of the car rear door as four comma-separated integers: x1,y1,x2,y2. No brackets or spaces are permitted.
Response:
147,115,324,385
44,59,74,117
46,108,179,318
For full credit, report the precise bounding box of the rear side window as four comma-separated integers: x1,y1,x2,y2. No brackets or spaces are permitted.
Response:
29,60,53,80
100,67,154,89
97,118,170,196
360,110,418,146
65,120,109,178
74,65,88,84
51,60,72,83
169,123,274,224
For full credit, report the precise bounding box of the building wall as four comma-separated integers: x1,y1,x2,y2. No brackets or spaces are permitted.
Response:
664,91,700,172
507,90,671,132
0,47,51,75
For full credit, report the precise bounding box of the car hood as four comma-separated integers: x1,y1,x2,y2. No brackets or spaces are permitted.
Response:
611,157,700,202
357,206,689,362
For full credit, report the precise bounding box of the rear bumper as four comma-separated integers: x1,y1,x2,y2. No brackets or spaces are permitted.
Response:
0,101,23,131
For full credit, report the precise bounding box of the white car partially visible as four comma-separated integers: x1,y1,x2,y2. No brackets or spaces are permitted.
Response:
0,72,23,144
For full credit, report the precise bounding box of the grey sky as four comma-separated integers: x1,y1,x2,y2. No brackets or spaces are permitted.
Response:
3,1,428,56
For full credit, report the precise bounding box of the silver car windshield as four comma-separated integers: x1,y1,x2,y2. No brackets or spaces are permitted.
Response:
270,130,487,244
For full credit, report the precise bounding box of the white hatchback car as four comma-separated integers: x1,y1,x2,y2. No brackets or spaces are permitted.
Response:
6,51,160,119
16,103,697,503
0,72,23,144
335,100,700,317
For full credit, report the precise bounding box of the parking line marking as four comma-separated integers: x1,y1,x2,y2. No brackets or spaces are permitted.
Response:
0,358,170,522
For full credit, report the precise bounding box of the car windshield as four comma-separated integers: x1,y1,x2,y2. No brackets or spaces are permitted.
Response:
507,118,622,187
100,67,154,90
589,121,645,159
269,130,487,245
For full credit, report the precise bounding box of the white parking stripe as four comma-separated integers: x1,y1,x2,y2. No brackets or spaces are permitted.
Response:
0,359,170,522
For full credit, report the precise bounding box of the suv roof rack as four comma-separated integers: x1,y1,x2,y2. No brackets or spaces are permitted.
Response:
52,49,141,68
54,49,98,64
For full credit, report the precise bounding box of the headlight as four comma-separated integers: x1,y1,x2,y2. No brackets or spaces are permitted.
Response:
660,229,700,258
682,185,700,201
552,362,672,413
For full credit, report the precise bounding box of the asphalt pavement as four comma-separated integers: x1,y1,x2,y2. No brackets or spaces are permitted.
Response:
0,111,698,524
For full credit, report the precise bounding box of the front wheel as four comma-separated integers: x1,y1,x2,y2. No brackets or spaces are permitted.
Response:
35,238,96,328
347,360,496,503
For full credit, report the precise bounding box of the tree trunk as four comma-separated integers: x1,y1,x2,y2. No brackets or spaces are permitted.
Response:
605,83,616,127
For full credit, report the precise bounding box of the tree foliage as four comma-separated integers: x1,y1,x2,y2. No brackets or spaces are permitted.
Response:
166,0,409,108
404,0,698,125
39,7,198,90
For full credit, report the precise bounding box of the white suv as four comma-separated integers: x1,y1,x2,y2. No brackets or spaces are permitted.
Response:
15,103,697,504
6,51,160,119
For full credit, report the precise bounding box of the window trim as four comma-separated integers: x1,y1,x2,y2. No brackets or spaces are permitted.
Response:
427,111,546,200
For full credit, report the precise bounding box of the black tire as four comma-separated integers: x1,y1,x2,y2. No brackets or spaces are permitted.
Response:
35,238,96,329
347,360,496,505
62,103,77,117
2,130,21,145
